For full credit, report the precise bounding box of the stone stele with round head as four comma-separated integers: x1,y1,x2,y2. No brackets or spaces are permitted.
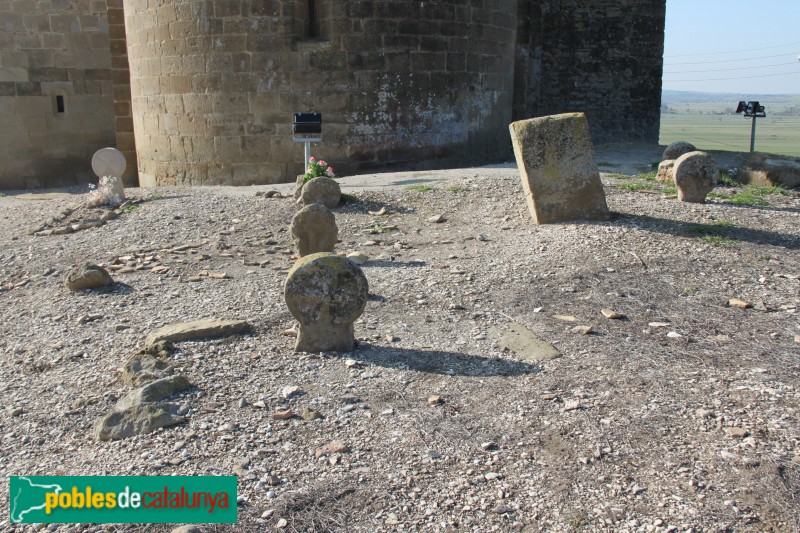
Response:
290,203,338,257
284,252,368,353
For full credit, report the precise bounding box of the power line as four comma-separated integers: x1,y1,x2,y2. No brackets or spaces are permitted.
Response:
664,52,797,65
664,62,799,74
663,70,800,82
664,40,800,58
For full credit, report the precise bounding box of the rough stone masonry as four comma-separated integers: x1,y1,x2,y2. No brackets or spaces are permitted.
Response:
0,0,667,188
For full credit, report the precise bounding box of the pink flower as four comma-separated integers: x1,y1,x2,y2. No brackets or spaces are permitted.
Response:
309,157,315,162
319,160,326,167
326,166,333,172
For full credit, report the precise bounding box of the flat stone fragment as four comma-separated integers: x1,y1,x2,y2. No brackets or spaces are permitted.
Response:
144,319,251,346
93,403,185,441
121,352,175,386
674,151,719,203
509,113,610,224
656,159,675,182
739,156,800,188
662,141,696,161
284,252,368,353
64,263,114,291
490,322,560,362
300,176,341,208
115,375,192,410
290,203,338,257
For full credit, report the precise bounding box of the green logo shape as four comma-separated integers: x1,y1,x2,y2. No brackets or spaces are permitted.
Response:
9,476,237,524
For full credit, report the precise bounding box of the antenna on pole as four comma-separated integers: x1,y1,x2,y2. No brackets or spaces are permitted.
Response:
735,101,766,153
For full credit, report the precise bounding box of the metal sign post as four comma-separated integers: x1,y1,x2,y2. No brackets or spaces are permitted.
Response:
292,113,322,173
735,101,766,153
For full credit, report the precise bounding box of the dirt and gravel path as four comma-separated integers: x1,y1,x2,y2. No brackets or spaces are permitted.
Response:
1,145,798,532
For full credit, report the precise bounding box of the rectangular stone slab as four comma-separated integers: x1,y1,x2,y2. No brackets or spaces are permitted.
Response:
509,112,610,224
145,319,251,346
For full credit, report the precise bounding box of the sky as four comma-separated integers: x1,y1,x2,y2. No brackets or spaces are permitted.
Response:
662,0,800,94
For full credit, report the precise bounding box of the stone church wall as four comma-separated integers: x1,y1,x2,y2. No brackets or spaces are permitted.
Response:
0,0,116,188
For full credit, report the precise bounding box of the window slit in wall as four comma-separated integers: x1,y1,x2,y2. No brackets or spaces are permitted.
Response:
308,0,316,38
56,95,65,113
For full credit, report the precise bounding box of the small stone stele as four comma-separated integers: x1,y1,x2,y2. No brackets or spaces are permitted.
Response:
300,177,341,208
662,141,696,161
674,151,719,203
509,112,610,224
64,263,114,291
656,159,675,182
284,252,368,353
290,204,338,257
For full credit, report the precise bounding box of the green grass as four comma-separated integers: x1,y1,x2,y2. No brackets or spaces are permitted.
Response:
366,222,388,234
757,253,773,261
405,184,435,192
660,109,800,157
119,204,139,214
149,193,164,200
635,172,658,182
605,172,632,179
340,193,360,204
0,192,5,197
707,185,790,206
447,185,468,193
697,235,739,247
717,171,738,187
682,286,700,296
614,181,658,191
687,221,739,247
663,185,678,195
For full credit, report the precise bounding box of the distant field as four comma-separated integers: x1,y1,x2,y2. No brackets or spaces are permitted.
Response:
659,92,800,157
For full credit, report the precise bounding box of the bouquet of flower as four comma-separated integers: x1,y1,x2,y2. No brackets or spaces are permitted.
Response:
303,157,335,182
87,176,122,207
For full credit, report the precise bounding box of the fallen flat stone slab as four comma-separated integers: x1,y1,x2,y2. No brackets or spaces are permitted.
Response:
490,322,560,362
145,319,251,346
115,375,192,411
93,402,185,441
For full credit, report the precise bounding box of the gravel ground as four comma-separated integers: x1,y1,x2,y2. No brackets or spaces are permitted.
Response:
1,150,799,533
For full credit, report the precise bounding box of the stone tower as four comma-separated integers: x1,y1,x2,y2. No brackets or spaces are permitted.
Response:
0,0,666,189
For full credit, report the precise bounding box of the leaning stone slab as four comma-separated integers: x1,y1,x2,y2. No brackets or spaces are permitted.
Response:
300,176,341,208
662,141,696,161
145,319,251,346
291,203,338,257
115,375,192,411
509,112,610,224
93,403,185,441
64,263,114,291
285,252,368,353
674,151,719,203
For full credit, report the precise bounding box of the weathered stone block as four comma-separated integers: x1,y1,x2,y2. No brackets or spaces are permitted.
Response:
739,156,800,189
509,112,610,224
662,141,696,161
674,151,718,204
656,159,675,182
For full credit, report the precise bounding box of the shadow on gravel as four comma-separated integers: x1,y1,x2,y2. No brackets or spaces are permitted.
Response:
365,260,426,269
614,213,800,250
355,345,540,377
